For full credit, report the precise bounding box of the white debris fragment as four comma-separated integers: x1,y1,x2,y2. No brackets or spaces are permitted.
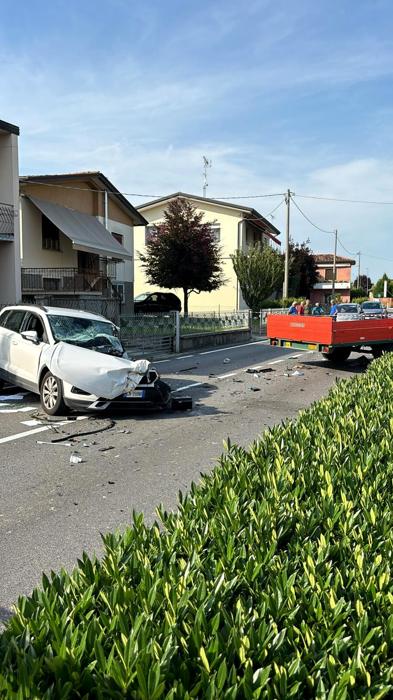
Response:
70,452,83,464
223,358,231,364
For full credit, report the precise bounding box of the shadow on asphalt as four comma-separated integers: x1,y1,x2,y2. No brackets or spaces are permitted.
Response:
300,355,372,374
0,606,12,624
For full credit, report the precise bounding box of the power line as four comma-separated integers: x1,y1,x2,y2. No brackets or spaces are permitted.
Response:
296,193,393,206
291,196,335,234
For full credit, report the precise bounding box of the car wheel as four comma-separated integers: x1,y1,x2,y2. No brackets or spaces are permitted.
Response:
40,371,67,415
322,347,351,363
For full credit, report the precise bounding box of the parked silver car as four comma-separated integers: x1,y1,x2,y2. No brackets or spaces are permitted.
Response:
360,300,386,317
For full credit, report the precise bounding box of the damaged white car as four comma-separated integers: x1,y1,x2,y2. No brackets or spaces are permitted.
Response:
0,305,187,415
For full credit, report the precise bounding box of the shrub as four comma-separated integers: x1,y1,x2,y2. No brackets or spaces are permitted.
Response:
2,355,393,697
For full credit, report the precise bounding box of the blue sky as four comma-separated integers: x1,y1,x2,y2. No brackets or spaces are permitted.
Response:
1,0,393,281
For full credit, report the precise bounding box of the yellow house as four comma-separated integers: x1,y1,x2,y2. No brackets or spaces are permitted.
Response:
19,172,147,313
135,192,281,312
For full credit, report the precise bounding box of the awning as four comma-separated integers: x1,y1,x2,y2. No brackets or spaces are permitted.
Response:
27,195,132,260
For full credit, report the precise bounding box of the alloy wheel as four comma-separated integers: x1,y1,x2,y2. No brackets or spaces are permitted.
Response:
43,375,59,410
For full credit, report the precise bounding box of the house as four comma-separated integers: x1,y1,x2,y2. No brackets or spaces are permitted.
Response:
0,119,21,304
310,254,356,304
135,192,281,312
19,172,147,313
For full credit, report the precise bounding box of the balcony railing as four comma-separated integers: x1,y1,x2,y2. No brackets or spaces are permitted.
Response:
0,202,15,238
21,268,110,294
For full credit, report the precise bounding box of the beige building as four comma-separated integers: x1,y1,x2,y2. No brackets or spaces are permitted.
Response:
19,172,147,313
135,192,281,312
0,119,21,304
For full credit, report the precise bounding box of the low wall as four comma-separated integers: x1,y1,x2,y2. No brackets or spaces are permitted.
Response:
180,328,251,351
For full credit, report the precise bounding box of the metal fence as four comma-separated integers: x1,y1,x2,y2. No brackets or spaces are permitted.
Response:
180,310,251,335
120,313,176,356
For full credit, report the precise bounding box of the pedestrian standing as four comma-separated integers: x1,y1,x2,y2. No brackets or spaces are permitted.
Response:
330,299,338,316
298,300,305,315
304,299,311,315
312,302,324,316
288,301,298,315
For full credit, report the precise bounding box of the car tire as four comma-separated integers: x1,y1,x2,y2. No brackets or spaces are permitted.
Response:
40,371,68,415
322,347,351,363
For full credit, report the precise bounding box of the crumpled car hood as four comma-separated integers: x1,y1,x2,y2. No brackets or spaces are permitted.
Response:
41,342,150,400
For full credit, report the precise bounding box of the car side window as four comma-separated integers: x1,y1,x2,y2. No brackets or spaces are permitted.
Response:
0,310,10,327
2,310,26,333
23,313,47,342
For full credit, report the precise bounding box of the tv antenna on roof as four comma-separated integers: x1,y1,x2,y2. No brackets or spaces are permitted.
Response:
202,156,212,197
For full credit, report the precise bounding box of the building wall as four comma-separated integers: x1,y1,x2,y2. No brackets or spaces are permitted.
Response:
20,178,132,226
0,130,21,303
20,198,77,268
98,216,134,313
134,201,247,312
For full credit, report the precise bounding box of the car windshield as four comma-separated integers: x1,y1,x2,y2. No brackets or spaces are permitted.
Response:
48,315,124,356
338,305,358,312
135,293,149,301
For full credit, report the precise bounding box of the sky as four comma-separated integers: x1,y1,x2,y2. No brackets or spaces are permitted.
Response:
1,0,393,282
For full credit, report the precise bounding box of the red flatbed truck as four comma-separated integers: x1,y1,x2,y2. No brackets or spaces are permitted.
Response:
267,315,393,363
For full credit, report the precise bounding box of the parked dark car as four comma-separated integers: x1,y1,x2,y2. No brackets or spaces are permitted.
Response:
134,292,182,314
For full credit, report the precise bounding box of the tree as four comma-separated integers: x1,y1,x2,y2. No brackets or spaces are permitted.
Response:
231,243,284,311
287,239,319,298
139,198,225,313
353,274,372,293
372,273,393,298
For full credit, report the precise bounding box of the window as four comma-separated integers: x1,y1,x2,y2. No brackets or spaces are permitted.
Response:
111,232,123,246
145,225,158,245
42,215,60,251
210,225,220,242
324,269,337,282
23,313,46,342
112,283,124,302
2,310,26,332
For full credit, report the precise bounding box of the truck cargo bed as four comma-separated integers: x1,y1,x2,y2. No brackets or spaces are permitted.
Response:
267,315,393,349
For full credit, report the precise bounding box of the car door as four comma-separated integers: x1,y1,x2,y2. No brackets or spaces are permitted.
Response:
0,310,27,384
12,312,48,390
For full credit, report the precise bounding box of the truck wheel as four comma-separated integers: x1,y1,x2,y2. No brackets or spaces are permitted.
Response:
322,347,351,363
40,371,67,415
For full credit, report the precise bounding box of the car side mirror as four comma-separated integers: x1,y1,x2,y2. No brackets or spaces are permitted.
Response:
21,330,39,344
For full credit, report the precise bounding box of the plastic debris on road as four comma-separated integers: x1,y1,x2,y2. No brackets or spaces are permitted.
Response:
223,358,231,363
69,452,83,464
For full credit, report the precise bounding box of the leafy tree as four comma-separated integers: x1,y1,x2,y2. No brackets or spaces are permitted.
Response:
287,239,319,298
372,273,393,298
353,274,372,293
231,243,284,311
139,198,225,313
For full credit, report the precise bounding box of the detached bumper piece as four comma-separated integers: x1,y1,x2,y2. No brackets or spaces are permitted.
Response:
171,396,193,411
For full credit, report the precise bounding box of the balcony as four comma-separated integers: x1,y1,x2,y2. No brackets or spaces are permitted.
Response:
0,202,15,240
21,268,110,295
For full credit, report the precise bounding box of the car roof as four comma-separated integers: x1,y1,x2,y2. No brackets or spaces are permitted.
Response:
0,305,109,322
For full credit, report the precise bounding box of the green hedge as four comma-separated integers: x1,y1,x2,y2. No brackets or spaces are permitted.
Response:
2,356,393,698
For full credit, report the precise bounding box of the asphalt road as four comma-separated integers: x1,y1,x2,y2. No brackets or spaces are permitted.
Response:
0,340,367,622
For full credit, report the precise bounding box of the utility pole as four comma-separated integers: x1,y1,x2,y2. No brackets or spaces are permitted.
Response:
202,156,212,197
331,229,338,299
283,188,291,299
366,269,369,295
357,251,361,288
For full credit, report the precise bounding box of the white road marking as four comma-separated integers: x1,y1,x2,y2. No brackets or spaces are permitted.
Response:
0,406,35,414
199,340,267,355
172,382,205,393
178,354,194,359
0,416,88,445
0,426,50,444
154,359,171,364
268,358,288,365
217,372,238,379
20,419,43,427
288,354,303,359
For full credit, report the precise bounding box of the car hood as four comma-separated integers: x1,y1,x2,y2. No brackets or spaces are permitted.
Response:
41,342,150,399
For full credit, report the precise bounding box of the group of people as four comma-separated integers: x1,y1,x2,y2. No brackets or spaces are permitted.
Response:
288,300,338,317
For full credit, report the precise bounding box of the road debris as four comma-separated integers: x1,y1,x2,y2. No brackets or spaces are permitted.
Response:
245,367,274,374
250,387,261,392
98,446,115,452
69,453,83,464
223,358,231,364
0,394,26,401
176,366,198,373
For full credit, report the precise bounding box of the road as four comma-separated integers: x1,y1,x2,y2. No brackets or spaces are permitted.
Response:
0,340,366,621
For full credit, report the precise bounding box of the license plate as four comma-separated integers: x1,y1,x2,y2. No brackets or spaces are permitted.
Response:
123,389,145,399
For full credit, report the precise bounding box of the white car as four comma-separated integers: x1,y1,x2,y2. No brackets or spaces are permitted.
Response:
0,305,172,415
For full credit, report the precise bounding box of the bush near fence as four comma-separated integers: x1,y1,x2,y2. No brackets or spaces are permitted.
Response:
2,355,393,697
